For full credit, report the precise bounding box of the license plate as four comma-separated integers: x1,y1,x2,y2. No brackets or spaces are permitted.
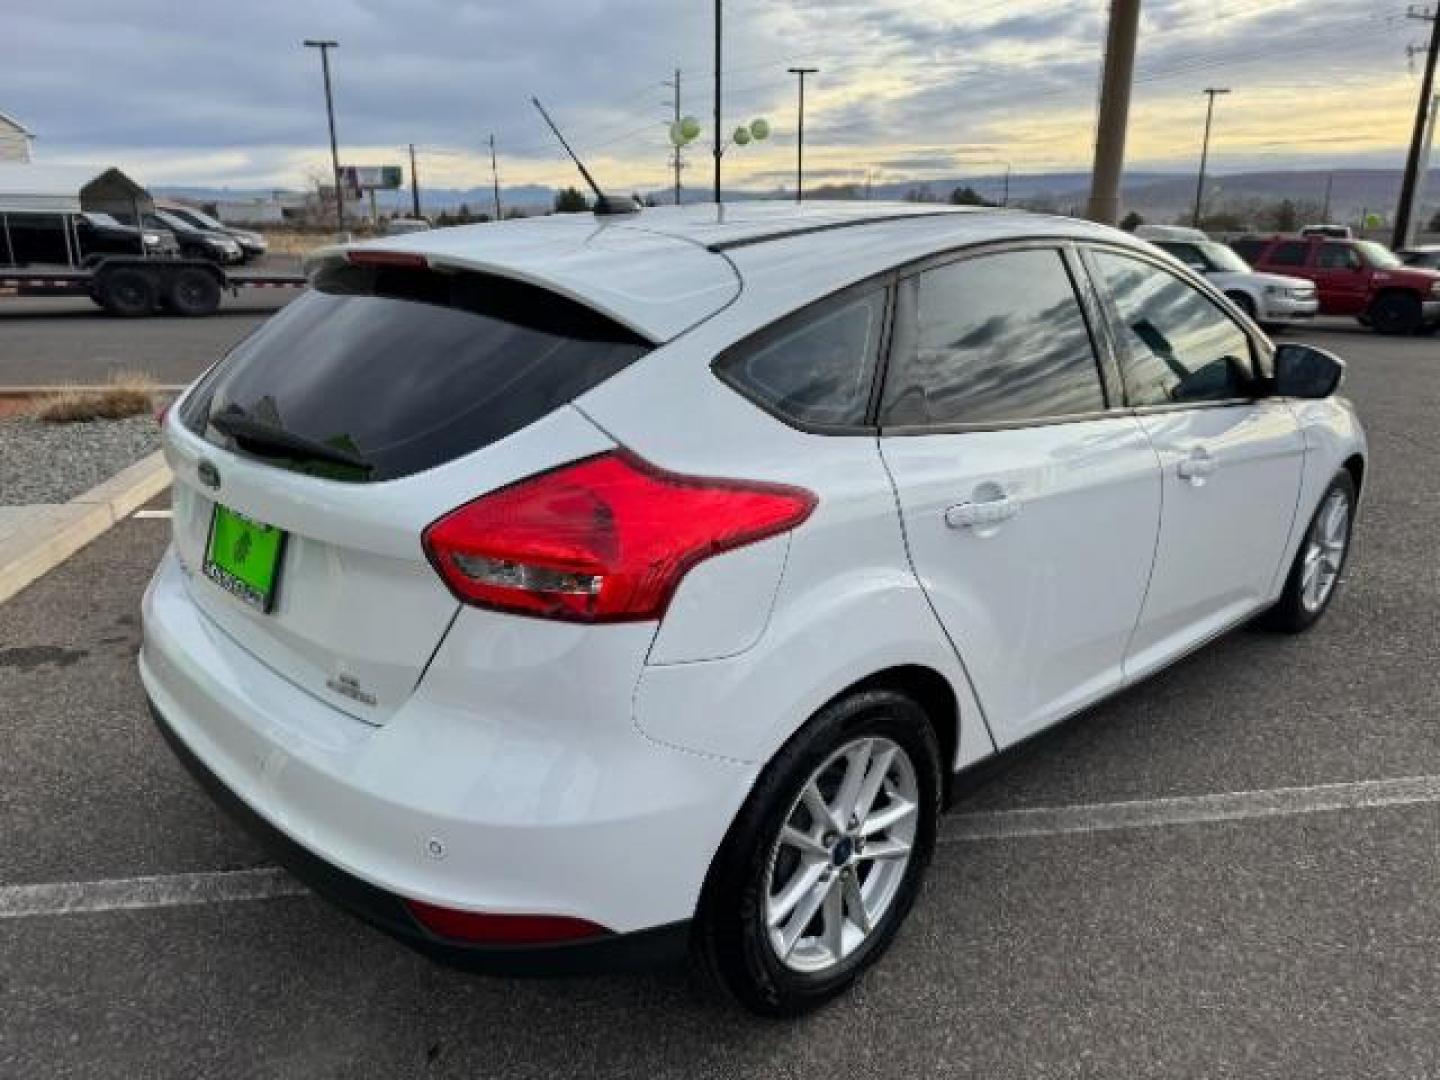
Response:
203,504,286,612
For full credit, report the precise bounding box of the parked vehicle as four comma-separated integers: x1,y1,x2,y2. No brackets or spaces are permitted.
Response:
1,208,176,265
142,202,1367,1016
1398,244,1440,270
133,210,245,264
157,201,268,260
1143,231,1319,330
384,217,432,236
1230,234,1440,334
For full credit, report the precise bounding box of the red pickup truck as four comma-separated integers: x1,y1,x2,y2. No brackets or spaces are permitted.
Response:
1230,235,1440,335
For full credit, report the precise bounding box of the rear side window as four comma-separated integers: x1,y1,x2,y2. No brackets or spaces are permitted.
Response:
716,288,886,428
880,248,1106,427
181,262,651,481
1269,241,1310,267
1093,251,1254,407
1318,243,1361,270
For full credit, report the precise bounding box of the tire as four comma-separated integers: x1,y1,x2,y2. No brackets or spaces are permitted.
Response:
96,267,157,316
165,267,221,316
693,688,941,1017
1260,472,1357,633
1368,292,1422,335
1226,291,1258,322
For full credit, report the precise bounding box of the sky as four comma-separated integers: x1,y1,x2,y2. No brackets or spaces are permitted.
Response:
0,0,1428,197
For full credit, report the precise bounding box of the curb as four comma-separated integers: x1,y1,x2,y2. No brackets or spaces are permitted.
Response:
0,451,171,605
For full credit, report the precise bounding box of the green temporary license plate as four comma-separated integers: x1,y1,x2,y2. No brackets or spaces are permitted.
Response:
203,504,286,612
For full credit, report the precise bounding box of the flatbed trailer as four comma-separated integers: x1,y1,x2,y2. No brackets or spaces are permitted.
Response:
0,255,305,316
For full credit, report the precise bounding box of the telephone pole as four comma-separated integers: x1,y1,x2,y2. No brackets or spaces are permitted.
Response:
788,67,818,203
488,134,502,221
1192,88,1231,228
408,143,421,219
1395,6,1440,248
1086,0,1142,225
713,0,723,204
303,39,344,233
664,69,683,205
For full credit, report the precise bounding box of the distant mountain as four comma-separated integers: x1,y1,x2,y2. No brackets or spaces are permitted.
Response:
155,168,1423,226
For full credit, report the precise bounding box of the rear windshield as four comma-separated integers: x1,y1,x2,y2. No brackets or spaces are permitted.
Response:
180,262,651,481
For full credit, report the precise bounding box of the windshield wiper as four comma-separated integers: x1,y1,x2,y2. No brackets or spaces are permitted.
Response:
209,411,374,473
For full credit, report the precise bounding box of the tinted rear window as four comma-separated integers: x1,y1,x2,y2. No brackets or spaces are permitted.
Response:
181,262,651,481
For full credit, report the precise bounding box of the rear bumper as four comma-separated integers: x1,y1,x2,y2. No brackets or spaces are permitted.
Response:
149,698,690,975
140,547,754,947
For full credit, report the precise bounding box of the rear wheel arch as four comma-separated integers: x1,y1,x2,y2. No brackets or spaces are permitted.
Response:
819,665,960,804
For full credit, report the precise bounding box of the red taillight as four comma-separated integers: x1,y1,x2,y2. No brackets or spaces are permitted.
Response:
406,900,609,945
422,450,816,623
345,250,428,268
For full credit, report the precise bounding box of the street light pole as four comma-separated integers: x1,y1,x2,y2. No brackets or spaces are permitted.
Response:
1193,87,1231,229
713,0,723,204
788,67,818,203
303,39,344,235
1086,0,1142,224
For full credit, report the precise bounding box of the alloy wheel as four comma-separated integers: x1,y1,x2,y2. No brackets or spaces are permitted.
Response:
1301,488,1350,613
763,736,919,974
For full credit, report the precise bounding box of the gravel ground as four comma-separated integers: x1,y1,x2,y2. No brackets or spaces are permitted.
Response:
0,415,162,506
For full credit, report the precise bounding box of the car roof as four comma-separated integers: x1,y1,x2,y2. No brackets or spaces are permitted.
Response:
312,200,1145,343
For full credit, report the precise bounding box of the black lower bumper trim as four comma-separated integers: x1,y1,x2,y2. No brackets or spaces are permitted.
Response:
149,700,691,976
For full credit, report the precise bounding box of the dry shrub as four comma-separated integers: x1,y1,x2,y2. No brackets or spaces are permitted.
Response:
35,372,157,423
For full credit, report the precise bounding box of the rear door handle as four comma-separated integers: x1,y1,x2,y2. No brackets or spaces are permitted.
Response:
1177,449,1217,484
945,497,1021,529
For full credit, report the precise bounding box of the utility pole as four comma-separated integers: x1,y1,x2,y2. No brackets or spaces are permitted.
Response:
713,0,723,204
408,143,421,219
488,134,502,221
1086,0,1142,225
303,39,344,234
788,67,818,203
1322,172,1335,222
1192,87,1231,229
1395,5,1440,249
664,69,683,205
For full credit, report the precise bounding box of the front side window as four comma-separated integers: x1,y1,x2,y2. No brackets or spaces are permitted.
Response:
880,248,1107,427
1093,251,1254,408
717,289,886,427
1157,242,1210,271
1269,241,1310,267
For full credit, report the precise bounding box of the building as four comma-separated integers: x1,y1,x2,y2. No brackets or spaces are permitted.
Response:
0,111,35,163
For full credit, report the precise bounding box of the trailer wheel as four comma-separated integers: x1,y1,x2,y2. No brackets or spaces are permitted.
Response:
97,268,157,316
166,267,222,317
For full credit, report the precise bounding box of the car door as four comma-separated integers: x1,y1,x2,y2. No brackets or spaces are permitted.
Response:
878,244,1163,748
1311,242,1370,315
1085,248,1305,683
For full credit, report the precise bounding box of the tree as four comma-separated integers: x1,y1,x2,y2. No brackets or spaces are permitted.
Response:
903,184,937,203
1119,210,1145,232
949,185,994,207
554,187,589,213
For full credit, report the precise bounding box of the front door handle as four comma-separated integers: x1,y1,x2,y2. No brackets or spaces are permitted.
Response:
946,497,1021,529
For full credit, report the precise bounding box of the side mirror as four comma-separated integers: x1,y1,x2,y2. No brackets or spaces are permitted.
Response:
1275,343,1344,399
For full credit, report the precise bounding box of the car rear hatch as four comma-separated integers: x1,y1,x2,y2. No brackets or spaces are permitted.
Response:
163,255,655,723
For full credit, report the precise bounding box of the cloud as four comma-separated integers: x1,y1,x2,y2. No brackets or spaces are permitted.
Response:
0,0,1420,192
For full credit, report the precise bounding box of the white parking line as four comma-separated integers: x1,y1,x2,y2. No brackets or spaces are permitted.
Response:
132,509,173,519
942,775,1440,843
5,776,1440,921
0,868,304,919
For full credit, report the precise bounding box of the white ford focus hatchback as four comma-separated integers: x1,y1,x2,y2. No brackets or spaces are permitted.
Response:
142,202,1367,1015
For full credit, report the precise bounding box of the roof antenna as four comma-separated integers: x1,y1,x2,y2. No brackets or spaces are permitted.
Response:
530,97,641,217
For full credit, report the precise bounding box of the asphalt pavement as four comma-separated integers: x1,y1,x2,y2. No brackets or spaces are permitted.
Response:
2,326,1439,1078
